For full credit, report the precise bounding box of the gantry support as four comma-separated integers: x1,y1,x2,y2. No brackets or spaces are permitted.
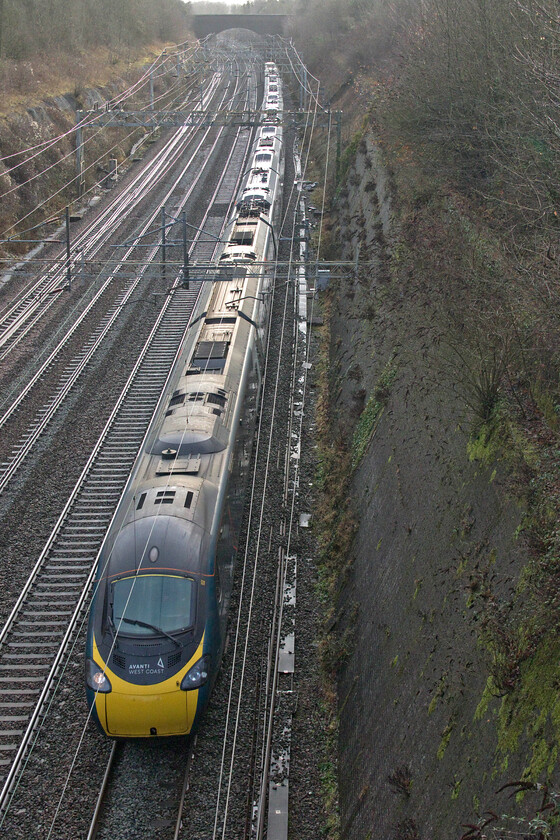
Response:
75,108,342,195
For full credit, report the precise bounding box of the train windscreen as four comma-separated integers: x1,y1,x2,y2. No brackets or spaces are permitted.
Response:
112,574,194,635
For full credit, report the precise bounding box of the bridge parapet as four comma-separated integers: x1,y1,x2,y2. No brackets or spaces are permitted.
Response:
192,14,290,38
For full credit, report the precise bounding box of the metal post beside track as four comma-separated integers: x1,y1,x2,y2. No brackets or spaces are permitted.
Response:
65,206,71,288
182,211,189,289
161,206,166,282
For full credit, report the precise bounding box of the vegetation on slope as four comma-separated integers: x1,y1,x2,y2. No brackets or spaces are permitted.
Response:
0,0,190,60
0,49,185,257
0,2,193,253
287,0,560,833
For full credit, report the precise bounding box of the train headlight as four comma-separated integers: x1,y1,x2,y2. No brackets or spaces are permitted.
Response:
180,655,211,690
86,659,112,694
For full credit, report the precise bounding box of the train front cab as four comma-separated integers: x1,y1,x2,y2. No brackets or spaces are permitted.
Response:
88,635,209,737
86,514,222,738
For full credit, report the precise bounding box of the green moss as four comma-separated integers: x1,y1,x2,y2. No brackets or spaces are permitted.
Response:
338,117,369,182
352,359,397,468
467,419,504,464
524,739,552,782
455,558,468,576
352,393,384,467
474,676,498,721
437,719,455,760
496,636,560,779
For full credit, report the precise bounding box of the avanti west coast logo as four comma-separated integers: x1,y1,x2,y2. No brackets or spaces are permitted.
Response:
128,657,165,674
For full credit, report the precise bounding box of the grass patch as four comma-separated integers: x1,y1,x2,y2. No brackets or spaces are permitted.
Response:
319,710,341,840
337,122,366,183
437,717,456,760
352,358,397,468
495,636,560,780
467,415,507,465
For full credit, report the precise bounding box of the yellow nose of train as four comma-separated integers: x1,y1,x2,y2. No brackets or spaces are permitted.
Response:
91,640,203,737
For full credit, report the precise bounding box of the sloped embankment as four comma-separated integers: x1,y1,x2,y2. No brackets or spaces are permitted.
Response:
0,55,177,255
322,134,534,838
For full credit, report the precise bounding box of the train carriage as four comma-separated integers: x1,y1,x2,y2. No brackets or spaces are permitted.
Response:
85,63,284,737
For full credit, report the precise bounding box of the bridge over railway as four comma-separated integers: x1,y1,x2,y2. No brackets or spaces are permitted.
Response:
192,14,290,38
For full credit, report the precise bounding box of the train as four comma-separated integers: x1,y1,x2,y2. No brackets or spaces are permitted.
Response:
85,62,284,738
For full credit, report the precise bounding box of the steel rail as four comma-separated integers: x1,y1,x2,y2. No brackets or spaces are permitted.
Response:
209,71,305,837
259,173,313,840
211,234,296,840
0,60,259,822
0,70,226,359
173,738,197,840
255,234,304,840
0,71,250,494
249,147,311,840
0,277,205,815
85,741,122,840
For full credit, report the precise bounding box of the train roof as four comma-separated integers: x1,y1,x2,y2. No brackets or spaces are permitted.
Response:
100,510,214,581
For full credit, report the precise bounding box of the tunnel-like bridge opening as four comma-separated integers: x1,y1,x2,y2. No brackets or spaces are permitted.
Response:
192,14,290,39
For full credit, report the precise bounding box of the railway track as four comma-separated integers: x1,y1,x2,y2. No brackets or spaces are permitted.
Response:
0,54,261,823
0,64,256,497
0,278,202,812
210,247,299,840
79,171,305,840
0,42,323,840
0,65,223,363
85,737,196,840
174,103,310,840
